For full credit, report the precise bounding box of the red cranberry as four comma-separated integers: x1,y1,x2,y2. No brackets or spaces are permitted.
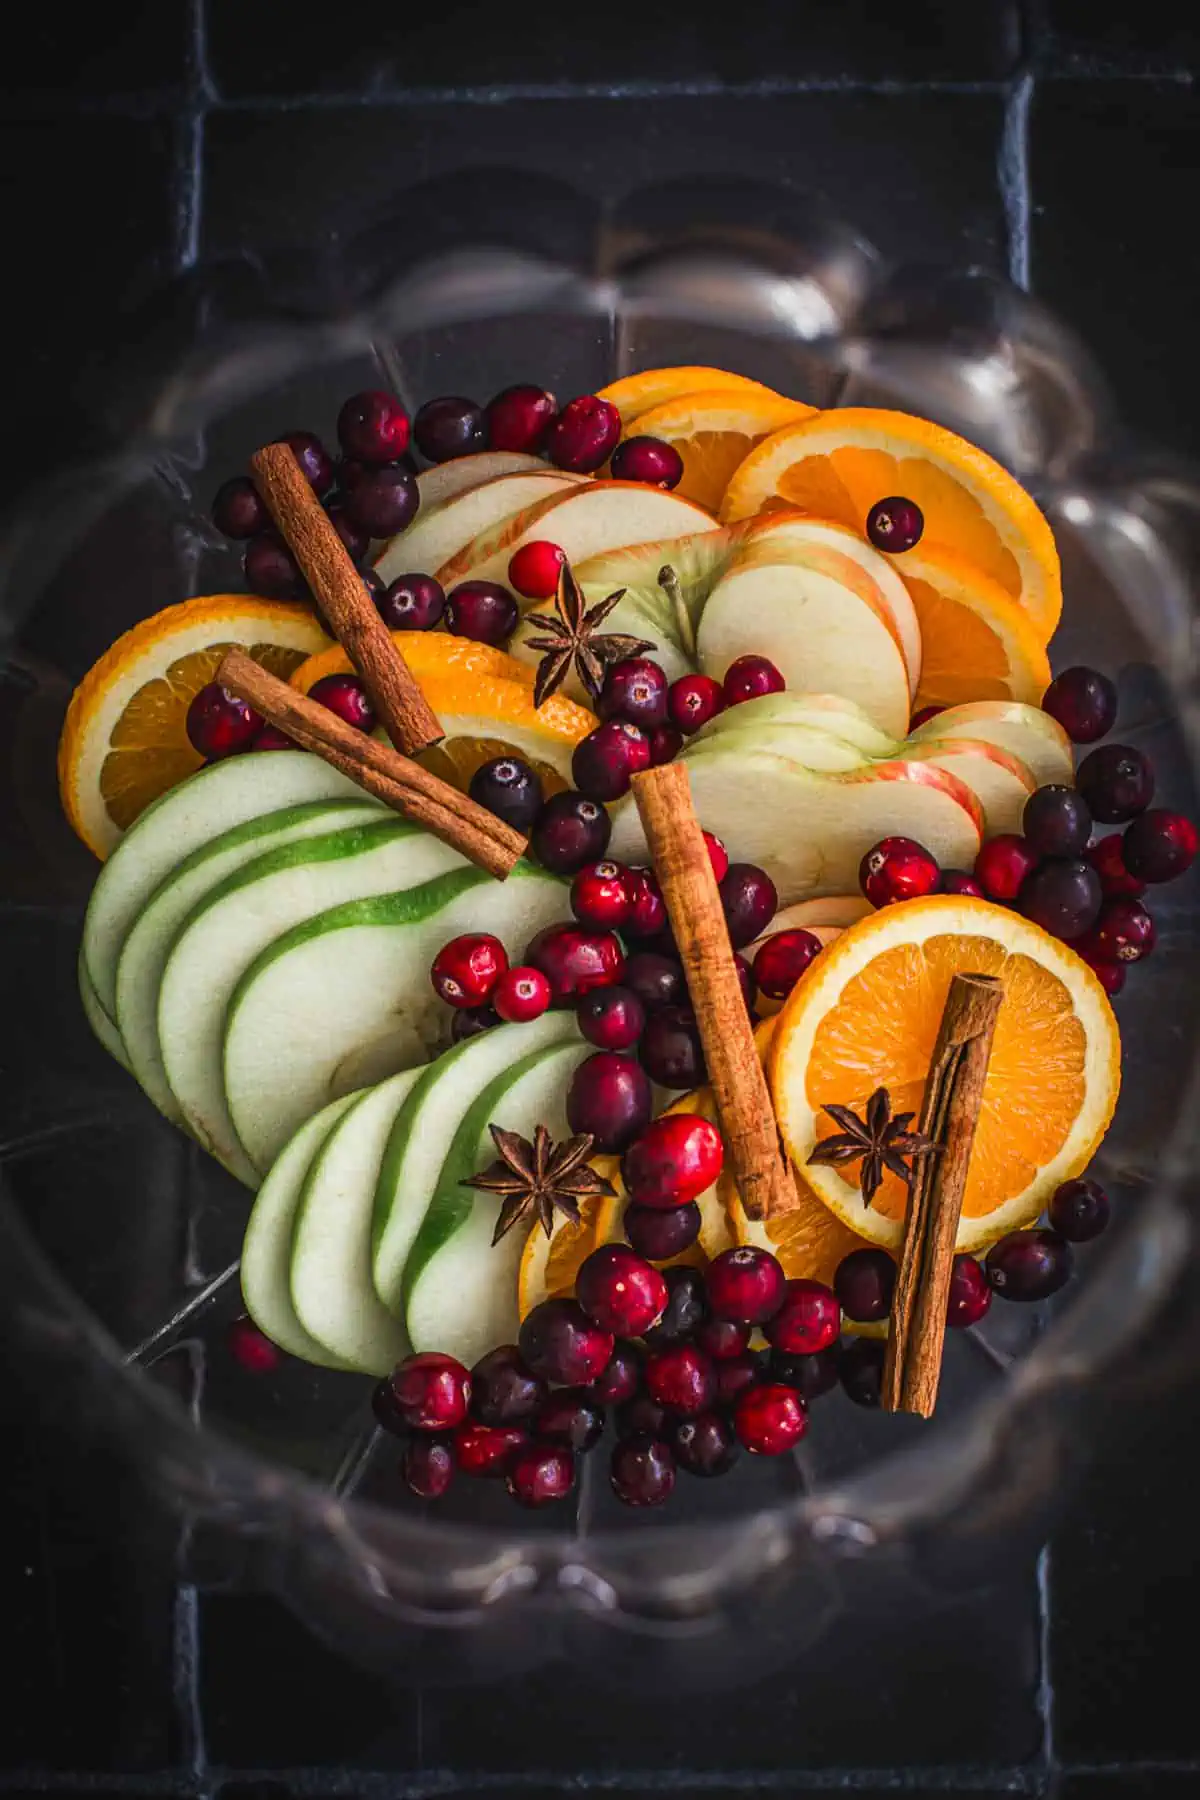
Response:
577,985,645,1052
532,1388,605,1452
734,953,758,1014
571,860,633,931
733,1382,807,1455
648,724,684,764
566,1051,652,1152
470,1344,546,1425
769,1346,840,1400
485,383,556,454
309,672,376,733
639,1005,706,1089
531,791,611,873
572,719,652,802
610,1432,675,1507
909,704,945,731
623,1200,701,1261
1076,744,1154,823
833,1247,896,1322
324,500,370,564
616,1393,667,1438
946,1254,992,1328
939,869,985,897
644,1266,709,1345
706,1247,786,1325
1019,858,1103,941
600,657,670,730
609,435,684,489
337,389,410,464
753,928,822,1000
645,1343,716,1416
1082,955,1126,996
342,463,419,537
860,836,940,906
985,1228,1073,1300
283,429,335,495
576,1244,668,1336
402,1434,455,1498
865,495,924,553
451,1003,500,1042
1023,785,1092,858
524,922,624,1001
623,950,685,1012
839,1338,885,1407
506,1442,575,1506
589,1341,642,1406
719,864,778,947
1042,666,1117,743
670,1410,739,1476
213,475,269,539
668,673,726,735
715,1351,764,1404
244,533,304,598
974,833,1040,902
519,1297,613,1385
1048,1176,1110,1241
723,654,786,707
391,1351,471,1431
624,867,669,939
413,395,486,462
252,724,297,751
430,933,508,1007
1075,895,1156,962
377,572,446,632
492,964,552,1023
622,1113,724,1209
696,1317,751,1361
453,1420,528,1476
545,395,621,472
227,1314,280,1372
186,683,262,759
764,1279,841,1354
1123,809,1198,883
1086,833,1146,898
508,539,566,600
468,756,544,834
445,579,519,647
700,830,729,883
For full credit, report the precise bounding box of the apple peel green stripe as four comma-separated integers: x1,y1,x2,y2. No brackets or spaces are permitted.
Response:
135,798,381,918
185,816,420,928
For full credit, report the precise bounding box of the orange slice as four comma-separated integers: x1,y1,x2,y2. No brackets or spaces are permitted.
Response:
720,408,1062,640
58,595,330,859
596,365,781,427
899,545,1052,714
289,630,537,697
518,1165,621,1319
769,897,1120,1255
626,390,818,514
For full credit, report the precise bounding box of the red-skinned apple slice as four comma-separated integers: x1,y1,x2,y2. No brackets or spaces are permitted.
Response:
766,895,873,931
690,692,900,760
416,451,579,513
375,470,582,585
899,737,1037,836
908,700,1073,789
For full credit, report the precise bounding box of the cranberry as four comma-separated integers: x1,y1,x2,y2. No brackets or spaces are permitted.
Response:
696,1317,751,1361
670,1410,739,1476
1042,666,1117,743
391,1351,472,1431
909,704,945,731
571,860,633,931
946,1254,992,1327
1023,785,1092,858
451,1003,499,1042
860,836,940,907
622,1113,724,1209
341,463,419,537
413,395,486,462
470,1344,546,1425
769,1345,840,1400
764,1279,841,1354
866,495,924,553
186,683,262,759
1076,744,1154,823
545,394,621,473
623,867,669,939
643,1266,708,1345
639,1005,706,1089
324,501,370,564
1075,895,1156,962
645,1343,716,1416
1048,1176,1111,1241
939,869,985,897
600,657,670,730
566,1051,652,1152
492,965,552,1023
360,568,387,611
531,790,611,874
213,475,269,539
623,950,685,1012
700,830,730,883
572,719,652,802
668,673,726,735
454,1420,528,1476
610,435,684,488
244,533,304,599
752,928,822,1000
468,756,544,834
506,1442,575,1506
402,1434,455,1498
227,1314,280,1372
577,985,645,1052
1084,955,1126,997
974,833,1040,902
308,672,376,733
985,1228,1073,1300
445,580,519,647
376,572,445,632
372,1379,407,1433
524,922,624,1001
518,1296,613,1385
337,389,410,464
723,654,786,707
648,724,684,765
533,1388,605,1452
485,383,556,453
833,1247,896,1322
733,954,758,1014
1086,833,1147,898
1123,809,1198,883
252,725,297,752
576,1243,668,1336
610,1432,675,1506
719,864,778,947
430,933,508,1007
1019,858,1103,941
623,1200,701,1261
283,429,335,494
508,539,567,600
705,1246,786,1324
589,1342,642,1406
839,1338,885,1407
733,1382,808,1455
616,1393,668,1438
715,1351,764,1404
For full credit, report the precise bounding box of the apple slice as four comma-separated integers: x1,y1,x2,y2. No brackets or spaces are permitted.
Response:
608,746,982,905
510,581,694,697
683,720,868,774
79,948,130,1071
574,526,743,642
900,738,1037,836
909,700,1074,789
692,692,901,761
766,895,873,931
416,452,575,513
375,469,582,587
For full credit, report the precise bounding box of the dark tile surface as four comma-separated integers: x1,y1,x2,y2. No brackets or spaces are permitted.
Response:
1041,0,1200,71
0,2,191,107
1060,1776,1200,1799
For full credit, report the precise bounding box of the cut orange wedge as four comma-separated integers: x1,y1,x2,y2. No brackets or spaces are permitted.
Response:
899,545,1052,713
518,1166,621,1319
596,365,781,427
626,390,818,513
289,630,537,697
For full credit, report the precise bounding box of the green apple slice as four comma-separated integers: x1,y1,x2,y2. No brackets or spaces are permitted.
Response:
159,817,461,1184
415,451,557,513
289,1067,423,1374
223,861,566,1178
116,799,379,1125
682,721,869,775
510,582,693,698
690,692,901,760
83,752,369,1021
241,1093,360,1368
375,470,581,587
79,947,130,1070
573,526,740,640
403,1038,591,1367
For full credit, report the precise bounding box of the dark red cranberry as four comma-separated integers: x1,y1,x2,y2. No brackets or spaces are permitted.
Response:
378,572,446,632
445,579,519,647
244,533,304,598
622,1112,724,1208
485,383,556,453
616,1392,668,1437
623,1200,701,1261
719,864,778,947
643,1266,709,1345
1123,809,1198,883
753,929,822,1000
430,932,507,1007
533,1387,605,1452
470,1344,546,1425
524,922,624,1002
1086,832,1146,898
764,1279,841,1354
1048,1176,1111,1241
668,673,726,735
492,965,552,1023
531,791,611,874
609,435,684,489
576,1243,668,1336
639,1005,706,1089
1074,895,1155,962
571,860,633,931
909,704,945,731
769,1345,840,1400
578,985,645,1052
1023,785,1092,858
309,672,376,733
453,1420,528,1476
337,389,410,464
451,1003,499,1042
1019,857,1102,941
599,657,669,729
946,1254,992,1327
610,1432,675,1507
566,1051,652,1153
545,394,621,472
623,867,669,939
518,1296,613,1385
622,950,685,1012
213,475,268,539
1042,666,1117,743
506,1442,575,1506
939,869,985,897
860,836,941,906
341,463,419,537
283,429,335,494
986,1228,1073,1300
715,1350,764,1404
186,683,262,759
723,654,786,707
402,1434,454,1498
507,539,566,601
696,1317,751,1361
696,831,728,883
1082,955,1126,997
1076,744,1154,823
251,724,298,752
391,1351,471,1431
589,1341,642,1406
833,1247,896,1322
733,953,758,1015
572,719,652,802
706,1246,786,1324
866,495,924,553
648,724,684,765
670,1410,739,1476
360,568,387,611
372,1378,408,1434
468,756,544,834
413,395,486,462
227,1314,280,1372
644,1343,716,1416
324,501,370,563
974,833,1040,902
733,1382,807,1454
839,1338,885,1407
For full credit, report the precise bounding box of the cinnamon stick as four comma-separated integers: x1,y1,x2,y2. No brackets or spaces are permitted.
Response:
216,648,525,881
882,971,1004,1418
632,762,796,1222
249,441,443,756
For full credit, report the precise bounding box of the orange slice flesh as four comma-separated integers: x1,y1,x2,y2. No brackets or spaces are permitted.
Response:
899,545,1052,713
518,1175,622,1319
289,631,537,697
626,389,818,514
595,365,782,427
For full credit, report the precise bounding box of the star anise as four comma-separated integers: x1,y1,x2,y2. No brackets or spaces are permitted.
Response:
806,1086,939,1208
464,1122,617,1245
524,561,654,707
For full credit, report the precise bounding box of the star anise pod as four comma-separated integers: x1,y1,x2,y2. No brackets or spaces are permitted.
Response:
806,1086,939,1208
464,1122,618,1245
524,561,654,707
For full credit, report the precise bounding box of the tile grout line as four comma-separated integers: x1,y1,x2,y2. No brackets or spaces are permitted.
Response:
998,68,1034,291
172,1338,211,1799
1035,1542,1057,1780
172,0,213,273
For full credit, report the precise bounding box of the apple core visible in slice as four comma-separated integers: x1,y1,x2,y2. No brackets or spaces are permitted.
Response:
375,470,582,588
